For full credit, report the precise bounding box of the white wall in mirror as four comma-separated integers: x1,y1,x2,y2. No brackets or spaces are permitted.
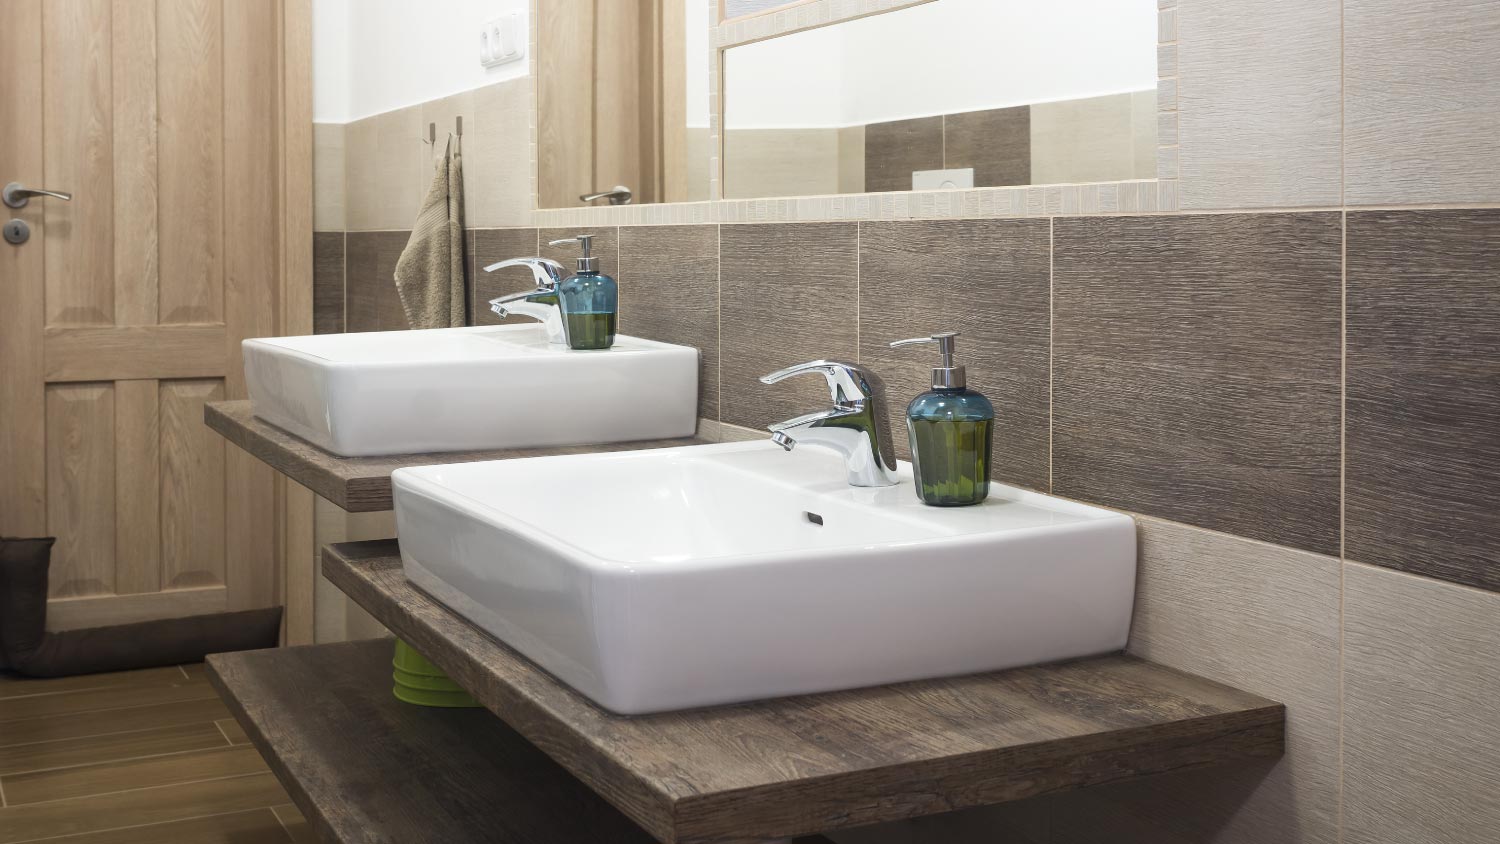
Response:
721,0,1160,199
727,0,1156,129
313,0,531,122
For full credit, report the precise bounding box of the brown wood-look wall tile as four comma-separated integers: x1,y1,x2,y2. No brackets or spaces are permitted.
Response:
943,107,1030,188
1052,213,1342,554
312,232,344,335
618,225,720,420
863,117,943,193
468,228,540,327
857,219,1050,490
539,227,619,279
1346,209,1500,592
720,223,858,431
344,231,410,333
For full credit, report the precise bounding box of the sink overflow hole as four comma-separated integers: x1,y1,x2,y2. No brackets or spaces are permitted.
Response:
804,512,824,526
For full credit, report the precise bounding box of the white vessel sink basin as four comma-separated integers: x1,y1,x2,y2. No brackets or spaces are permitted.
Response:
243,325,698,457
392,441,1137,714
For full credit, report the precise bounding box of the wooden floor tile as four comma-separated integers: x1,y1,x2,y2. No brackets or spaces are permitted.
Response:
0,678,216,724
0,771,290,843
214,718,249,745
3,744,270,806
5,807,292,844
0,667,190,701
271,804,316,844
1,698,233,748
0,722,229,777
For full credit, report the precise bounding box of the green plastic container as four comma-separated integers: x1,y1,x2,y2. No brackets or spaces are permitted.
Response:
392,683,483,708
391,639,481,708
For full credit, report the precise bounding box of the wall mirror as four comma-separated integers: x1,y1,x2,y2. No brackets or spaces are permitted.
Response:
721,0,1159,199
536,0,1157,210
536,0,710,208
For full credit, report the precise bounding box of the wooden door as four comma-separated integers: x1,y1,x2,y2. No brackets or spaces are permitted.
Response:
0,0,311,631
538,0,684,207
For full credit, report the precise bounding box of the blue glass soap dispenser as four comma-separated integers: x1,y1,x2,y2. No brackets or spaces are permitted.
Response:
547,234,618,350
889,332,994,506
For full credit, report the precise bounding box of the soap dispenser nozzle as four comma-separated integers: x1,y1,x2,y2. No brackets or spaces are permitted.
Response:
890,331,965,389
548,234,599,273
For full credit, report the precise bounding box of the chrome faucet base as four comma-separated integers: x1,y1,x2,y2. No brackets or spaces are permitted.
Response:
483,257,568,345
760,360,899,488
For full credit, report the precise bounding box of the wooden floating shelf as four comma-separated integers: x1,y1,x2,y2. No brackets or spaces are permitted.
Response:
204,399,707,512
205,639,660,844
323,540,1286,844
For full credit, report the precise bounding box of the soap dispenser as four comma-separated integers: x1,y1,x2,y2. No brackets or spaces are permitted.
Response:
548,235,618,350
889,332,994,506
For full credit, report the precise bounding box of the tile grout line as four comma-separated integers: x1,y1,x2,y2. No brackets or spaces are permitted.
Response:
213,719,236,746
1337,205,1348,844
177,665,190,681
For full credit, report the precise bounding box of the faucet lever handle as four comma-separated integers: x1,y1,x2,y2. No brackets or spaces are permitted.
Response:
481,257,566,288
759,359,880,406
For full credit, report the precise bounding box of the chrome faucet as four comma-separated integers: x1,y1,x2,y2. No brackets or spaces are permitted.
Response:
759,360,899,487
483,257,567,344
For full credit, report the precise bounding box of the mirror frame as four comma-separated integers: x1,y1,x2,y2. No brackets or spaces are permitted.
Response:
529,0,1175,226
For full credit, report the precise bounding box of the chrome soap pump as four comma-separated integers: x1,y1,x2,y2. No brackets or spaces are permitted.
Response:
889,331,994,506
548,234,618,350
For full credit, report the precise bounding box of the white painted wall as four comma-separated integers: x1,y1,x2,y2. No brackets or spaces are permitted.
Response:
725,0,1158,129
314,0,530,123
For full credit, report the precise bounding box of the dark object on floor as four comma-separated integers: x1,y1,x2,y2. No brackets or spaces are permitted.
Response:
0,536,282,677
0,536,54,670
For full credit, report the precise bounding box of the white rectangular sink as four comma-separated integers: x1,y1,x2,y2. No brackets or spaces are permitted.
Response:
243,324,698,456
392,441,1137,714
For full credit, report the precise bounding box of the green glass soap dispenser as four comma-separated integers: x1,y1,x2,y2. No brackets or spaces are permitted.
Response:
548,234,618,350
889,331,994,506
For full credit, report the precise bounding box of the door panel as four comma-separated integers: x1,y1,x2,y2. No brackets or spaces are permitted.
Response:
157,0,224,326
1,0,294,629
44,383,116,598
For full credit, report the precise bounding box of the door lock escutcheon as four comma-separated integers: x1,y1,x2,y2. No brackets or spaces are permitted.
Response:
3,219,29,245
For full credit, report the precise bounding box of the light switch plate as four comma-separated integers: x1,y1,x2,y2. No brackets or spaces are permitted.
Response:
480,11,526,68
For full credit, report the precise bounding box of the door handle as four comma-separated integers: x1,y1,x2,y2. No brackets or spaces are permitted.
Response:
3,182,73,209
579,185,632,206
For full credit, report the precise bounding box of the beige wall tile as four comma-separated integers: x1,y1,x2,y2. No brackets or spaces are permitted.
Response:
465,79,534,228
1030,93,1140,185
1342,563,1500,844
686,127,714,202
1131,89,1159,179
345,104,425,231
1345,0,1500,205
1050,517,1341,843
1177,0,1341,209
837,125,865,194
723,128,842,199
313,122,345,232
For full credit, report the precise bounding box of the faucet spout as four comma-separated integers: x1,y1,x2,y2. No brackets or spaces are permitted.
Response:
759,361,899,488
